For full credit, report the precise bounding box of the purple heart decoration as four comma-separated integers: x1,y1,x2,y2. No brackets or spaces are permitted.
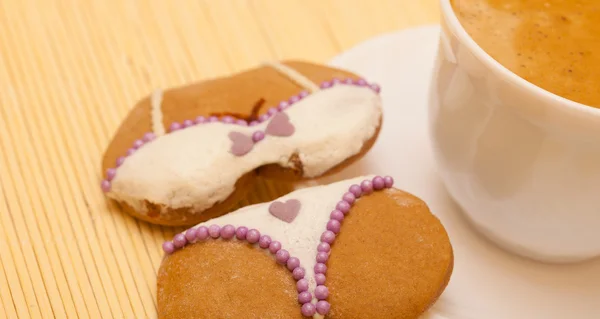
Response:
268,199,301,223
265,112,295,137
229,131,254,156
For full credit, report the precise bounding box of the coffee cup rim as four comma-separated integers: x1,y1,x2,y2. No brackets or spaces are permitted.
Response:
438,0,600,117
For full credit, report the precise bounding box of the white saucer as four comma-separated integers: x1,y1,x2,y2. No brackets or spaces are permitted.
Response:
315,25,600,319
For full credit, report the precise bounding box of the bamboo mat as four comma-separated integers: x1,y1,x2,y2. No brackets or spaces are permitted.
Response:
0,0,439,318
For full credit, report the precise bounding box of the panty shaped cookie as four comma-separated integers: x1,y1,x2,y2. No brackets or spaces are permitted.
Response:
157,175,453,319
101,61,383,226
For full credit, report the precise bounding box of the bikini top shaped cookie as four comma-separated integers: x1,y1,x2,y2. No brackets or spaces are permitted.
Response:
101,61,383,226
157,176,454,319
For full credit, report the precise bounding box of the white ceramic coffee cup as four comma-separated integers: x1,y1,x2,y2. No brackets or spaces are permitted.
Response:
429,0,600,263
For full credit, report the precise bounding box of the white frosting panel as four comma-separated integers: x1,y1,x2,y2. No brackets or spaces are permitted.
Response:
109,85,381,212
189,175,375,293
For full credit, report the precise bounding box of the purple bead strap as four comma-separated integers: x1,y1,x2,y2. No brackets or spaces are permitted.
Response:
308,175,394,316
162,224,311,317
100,79,380,193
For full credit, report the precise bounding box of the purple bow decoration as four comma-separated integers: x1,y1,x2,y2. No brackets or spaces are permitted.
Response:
229,112,295,156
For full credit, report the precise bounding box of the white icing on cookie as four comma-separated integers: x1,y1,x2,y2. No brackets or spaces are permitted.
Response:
151,89,165,136
108,85,381,213
187,175,375,296
263,61,320,93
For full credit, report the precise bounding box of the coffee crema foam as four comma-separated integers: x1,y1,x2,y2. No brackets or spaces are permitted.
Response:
451,0,600,108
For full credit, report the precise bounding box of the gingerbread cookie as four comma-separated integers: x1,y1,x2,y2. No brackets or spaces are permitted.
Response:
101,61,383,226
157,175,453,318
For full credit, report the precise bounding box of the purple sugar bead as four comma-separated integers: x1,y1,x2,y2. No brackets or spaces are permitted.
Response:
342,192,356,205
315,273,326,285
343,78,354,84
235,226,248,240
330,210,344,221
259,235,272,249
126,148,136,156
314,263,327,274
169,122,181,132
162,241,175,254
372,176,385,190
299,90,309,98
258,113,270,122
336,201,351,214
361,180,373,194
142,132,156,142
277,101,290,110
196,226,209,240
236,119,248,126
195,116,206,124
332,78,341,84
316,252,329,263
208,225,221,239
317,242,331,253
321,231,335,244
292,267,305,280
267,107,278,115
349,184,362,197
106,168,117,181
220,225,236,239
101,180,111,192
315,285,329,299
356,78,368,86
185,228,198,242
208,116,219,122
173,234,187,248
296,279,309,292
301,303,316,316
276,249,290,265
289,95,300,103
252,131,265,142
269,241,282,254
246,229,260,244
384,175,394,188
183,119,194,127
221,116,234,124
249,120,260,126
286,257,300,271
320,81,332,89
132,139,144,149
316,301,331,315
327,220,341,234
370,83,381,93
298,291,312,304
116,156,125,167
